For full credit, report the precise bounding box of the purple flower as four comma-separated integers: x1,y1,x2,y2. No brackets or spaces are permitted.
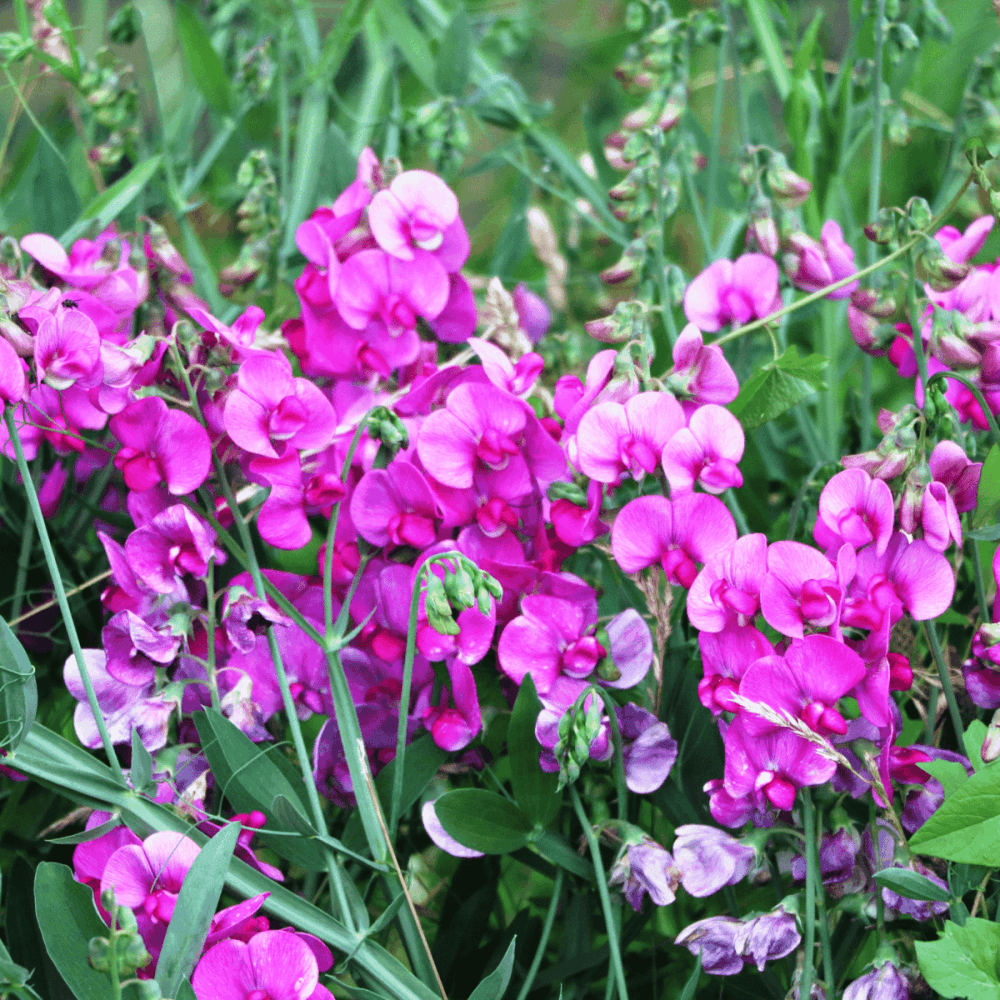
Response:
928,440,981,514
672,825,755,897
733,908,801,972
609,838,682,910
674,916,744,975
784,220,858,299
34,307,103,390
0,337,26,403
102,609,181,685
512,283,551,342
192,930,334,1000
843,962,910,1000
618,703,677,793
935,215,994,263
125,504,224,593
350,460,440,550
468,336,544,397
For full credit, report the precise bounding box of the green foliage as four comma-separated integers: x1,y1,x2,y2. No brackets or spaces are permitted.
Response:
872,867,951,902
435,789,534,854
508,676,561,826
916,918,1000,999
972,445,1000,530
729,346,829,431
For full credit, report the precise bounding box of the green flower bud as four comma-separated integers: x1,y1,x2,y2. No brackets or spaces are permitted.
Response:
88,936,112,973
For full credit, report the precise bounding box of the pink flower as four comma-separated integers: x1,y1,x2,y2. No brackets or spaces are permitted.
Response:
759,540,852,638
936,215,994,264
683,254,780,333
667,323,739,406
687,533,769,632
929,440,981,514
575,392,685,483
468,337,544,397
192,930,334,1000
698,625,774,715
512,283,551,342
223,352,337,458
813,469,894,555
426,273,477,344
102,610,181,685
0,337,26,403
125,504,224,593
550,480,608,549
420,657,482,751
610,493,737,586
917,480,962,552
350,460,440,549
417,383,566,499
661,403,745,494
368,170,469,272
842,533,955,632
783,220,858,299
34,308,103,390
738,635,867,737
110,396,211,495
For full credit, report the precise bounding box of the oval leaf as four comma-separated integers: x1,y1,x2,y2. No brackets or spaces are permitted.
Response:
916,918,1000,1000
971,444,1000,531
156,821,241,996
468,937,517,1000
873,867,951,902
508,675,561,827
435,789,534,854
729,346,828,430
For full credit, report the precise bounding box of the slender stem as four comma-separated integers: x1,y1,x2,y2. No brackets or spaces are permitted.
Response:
682,167,712,261
867,0,887,263
8,569,111,628
767,851,784,905
925,620,967,758
653,151,678,353
514,870,565,1000
724,489,750,536
569,785,629,1000
205,559,220,712
925,371,1000,449
593,688,629,823
812,804,835,999
970,537,991,627
705,28,728,237
3,407,125,783
10,460,37,629
801,790,817,1000
721,1,748,147
905,252,932,414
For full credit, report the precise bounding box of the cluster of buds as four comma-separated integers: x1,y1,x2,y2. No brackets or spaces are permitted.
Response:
411,99,471,178
80,52,140,169
422,555,503,638
90,890,153,984
219,151,281,297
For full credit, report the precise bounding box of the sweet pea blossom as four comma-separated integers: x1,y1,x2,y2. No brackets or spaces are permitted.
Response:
610,493,737,586
609,838,682,910
814,469,894,555
674,916,744,975
687,533,769,632
661,403,745,494
698,624,774,715
784,220,858,299
125,504,224,594
102,610,181,685
468,336,544,397
110,396,211,495
34,308,103,389
759,540,852,638
672,825,755,897
512,283,551,342
928,439,982,513
935,215,994,263
683,254,780,332
350,460,440,549
666,323,739,405
0,337,26,403
575,391,685,482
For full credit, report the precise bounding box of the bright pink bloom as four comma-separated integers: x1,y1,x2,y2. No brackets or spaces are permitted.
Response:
723,714,836,812
22,384,107,455
784,220,857,299
683,254,780,333
759,540,852,638
102,610,181,686
72,812,142,904
368,170,469,272
610,493,737,586
192,930,334,1000
916,480,962,552
842,533,955,631
125,504,224,593
698,625,774,715
427,273,477,344
550,480,608,548
224,352,337,458
687,534,769,632
936,215,994,263
512,283,551,342
468,337,544,397
575,391,685,483
928,440,981,513
738,635,866,737
110,396,211,495
667,323,739,406
34,308,102,390
813,469,894,555
417,383,565,499
661,403,744,494
350,460,440,549
0,337,26,403
420,657,482,751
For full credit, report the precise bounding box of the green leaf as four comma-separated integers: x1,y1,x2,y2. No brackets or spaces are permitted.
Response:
435,790,534,854
47,816,122,845
919,760,970,798
376,0,438,93
34,862,114,1000
175,1,234,116
972,445,1000,531
873,867,951,902
315,0,370,80
729,346,828,430
937,609,970,627
793,10,824,79
679,954,702,1000
916,918,1000,999
910,762,1000,864
436,9,471,97
130,727,154,794
508,676,561,827
967,523,1000,541
374,733,447,818
467,938,517,1000
156,821,240,996
61,156,163,245
0,617,36,752
533,830,592,881
744,0,792,99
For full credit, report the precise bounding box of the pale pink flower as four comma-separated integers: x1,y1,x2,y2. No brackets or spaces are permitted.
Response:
687,534,769,632
667,323,739,406
661,403,744,494
683,254,780,333
34,308,103,390
468,337,544,397
935,215,994,264
759,540,852,638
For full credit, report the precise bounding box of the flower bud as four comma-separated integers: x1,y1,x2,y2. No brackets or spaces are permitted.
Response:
548,480,589,506
887,653,913,692
512,283,551,342
843,958,910,1000
982,708,1000,764
748,205,779,257
600,239,647,286
88,936,112,973
442,565,476,610
865,208,904,245
424,574,452,621
766,156,812,209
898,462,932,534
584,299,646,343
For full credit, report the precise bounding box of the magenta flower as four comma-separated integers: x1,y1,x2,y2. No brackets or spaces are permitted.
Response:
512,283,551,342
928,440,981,513
759,540,849,638
550,480,608,549
468,337,544,397
813,469,894,555
935,215,994,263
420,657,482,751
125,504,224,593
34,308,103,390
674,916,744,975
661,403,745,494
914,480,962,552
0,337,26,403
368,170,468,272
336,248,450,333
672,824,755,897
223,352,337,458
73,811,142,906
683,254,780,332
417,382,565,499
723,714,836,811
350,460,440,549
698,624,774,715
687,533,769,632
609,838,681,910
784,220,858,299
610,493,737,586
64,649,179,751
575,391,685,483
842,533,955,632
666,323,739,406
110,396,211,495
739,635,867,737
192,930,334,1000
102,610,181,686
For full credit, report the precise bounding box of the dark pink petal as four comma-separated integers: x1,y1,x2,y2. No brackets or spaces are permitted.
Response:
497,615,563,694
247,929,320,1000
428,274,477,343
192,940,255,1000
575,402,631,481
684,260,731,332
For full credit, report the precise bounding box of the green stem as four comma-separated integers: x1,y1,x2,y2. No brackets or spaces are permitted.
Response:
10,459,37,629
3,407,125,784
812,805,835,999
205,559,220,712
705,28,728,240
866,0,887,265
801,789,817,1000
721,1,748,147
970,536,991,628
905,251,931,415
593,688,629,823
570,785,629,1000
725,488,750,536
513,869,564,1000
925,371,1000,450
925,619,967,758
682,167,712,262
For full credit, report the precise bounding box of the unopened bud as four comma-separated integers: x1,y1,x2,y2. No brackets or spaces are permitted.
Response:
100,888,116,913
426,608,460,636
865,208,904,246
983,708,1000,764
749,208,779,257
600,239,647,285
481,572,503,601
424,575,452,620
609,167,644,202
88,937,112,973
766,156,812,209
596,658,621,682
443,565,476,610
548,481,589,506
